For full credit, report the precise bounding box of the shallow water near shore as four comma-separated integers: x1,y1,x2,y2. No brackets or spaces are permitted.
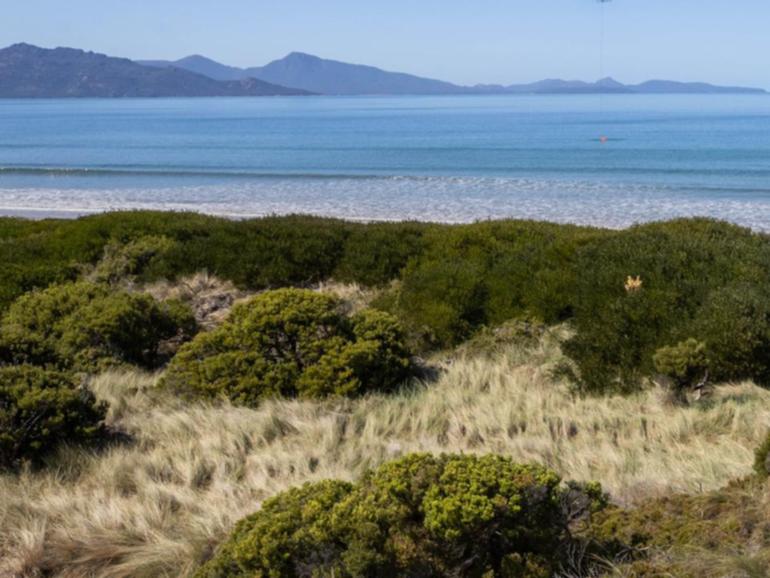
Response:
1,94,770,228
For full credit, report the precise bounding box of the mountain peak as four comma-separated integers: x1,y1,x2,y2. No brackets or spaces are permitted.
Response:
282,52,323,63
0,43,311,98
597,76,624,87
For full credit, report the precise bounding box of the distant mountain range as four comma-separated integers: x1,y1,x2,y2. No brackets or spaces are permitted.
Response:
140,52,768,96
140,52,467,95
0,44,311,98
0,43,765,98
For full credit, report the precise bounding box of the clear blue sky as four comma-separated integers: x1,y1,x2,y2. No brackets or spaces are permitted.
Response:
3,0,769,88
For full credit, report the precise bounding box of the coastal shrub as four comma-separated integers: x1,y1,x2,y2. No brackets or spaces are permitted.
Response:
0,281,196,371
333,222,427,286
6,212,770,394
0,212,221,312
196,453,603,578
388,221,602,349
586,476,770,576
170,216,352,289
564,219,770,393
90,234,176,284
653,339,708,403
160,288,412,405
690,284,770,386
0,365,107,469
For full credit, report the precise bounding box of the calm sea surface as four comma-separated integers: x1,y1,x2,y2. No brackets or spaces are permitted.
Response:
1,95,770,229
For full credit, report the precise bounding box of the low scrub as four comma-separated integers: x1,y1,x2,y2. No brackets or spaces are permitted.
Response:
4,213,770,396
0,213,429,314
385,221,602,349
565,219,770,394
89,234,176,284
0,365,106,469
586,476,770,576
0,281,196,371
161,288,413,406
196,453,606,578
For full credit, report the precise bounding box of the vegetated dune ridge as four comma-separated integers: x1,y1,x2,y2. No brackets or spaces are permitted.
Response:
4,212,770,576
1,324,768,577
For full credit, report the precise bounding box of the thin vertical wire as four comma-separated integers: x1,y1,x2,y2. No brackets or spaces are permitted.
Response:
599,1,607,136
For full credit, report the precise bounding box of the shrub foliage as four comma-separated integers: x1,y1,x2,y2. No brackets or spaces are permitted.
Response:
653,338,708,403
161,289,413,405
0,281,196,371
196,453,605,578
0,365,107,469
564,219,770,393
388,221,603,349
5,213,770,394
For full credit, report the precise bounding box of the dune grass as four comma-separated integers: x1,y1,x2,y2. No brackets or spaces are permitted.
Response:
2,330,769,577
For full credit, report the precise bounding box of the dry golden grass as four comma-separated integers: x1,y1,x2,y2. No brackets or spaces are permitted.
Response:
141,274,376,331
2,330,769,577
141,272,249,330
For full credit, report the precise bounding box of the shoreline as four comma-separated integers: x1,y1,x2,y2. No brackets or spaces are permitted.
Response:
1,205,768,235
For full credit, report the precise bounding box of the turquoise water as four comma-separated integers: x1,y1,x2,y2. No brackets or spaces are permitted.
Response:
1,95,770,228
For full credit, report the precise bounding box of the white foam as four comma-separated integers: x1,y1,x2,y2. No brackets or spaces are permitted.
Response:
1,175,769,230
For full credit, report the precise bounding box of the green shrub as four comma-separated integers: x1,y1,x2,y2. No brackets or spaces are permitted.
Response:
0,214,432,315
5,212,770,396
690,284,770,386
387,221,602,349
90,235,176,284
0,365,107,469
196,453,603,578
0,281,196,371
653,338,708,402
161,289,412,405
585,476,770,576
333,222,427,287
565,219,770,394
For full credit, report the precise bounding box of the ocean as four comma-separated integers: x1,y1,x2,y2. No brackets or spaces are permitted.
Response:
1,94,770,229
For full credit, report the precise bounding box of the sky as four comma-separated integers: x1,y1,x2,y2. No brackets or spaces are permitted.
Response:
3,0,769,88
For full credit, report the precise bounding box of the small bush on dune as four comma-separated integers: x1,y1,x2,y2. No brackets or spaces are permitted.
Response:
161,288,413,406
196,453,605,578
653,338,709,403
0,281,196,371
0,365,107,469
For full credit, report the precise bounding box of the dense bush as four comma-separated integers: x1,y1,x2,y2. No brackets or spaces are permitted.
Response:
653,338,708,403
161,289,413,405
564,219,770,393
387,221,603,349
196,453,606,578
333,222,427,287
690,284,770,386
0,365,107,469
0,213,431,315
0,281,196,371
90,234,176,284
6,212,770,394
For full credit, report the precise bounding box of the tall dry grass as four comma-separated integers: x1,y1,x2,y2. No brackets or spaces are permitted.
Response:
2,331,769,577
